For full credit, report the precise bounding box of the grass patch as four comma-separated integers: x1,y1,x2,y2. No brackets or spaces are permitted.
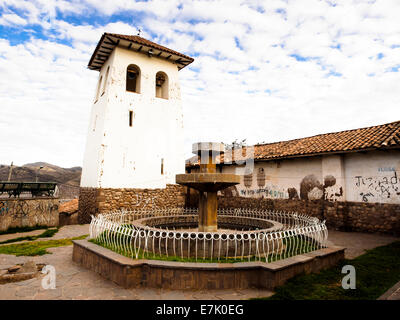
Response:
89,238,266,263
89,236,318,264
256,241,400,300
0,235,88,256
0,225,48,235
0,227,59,245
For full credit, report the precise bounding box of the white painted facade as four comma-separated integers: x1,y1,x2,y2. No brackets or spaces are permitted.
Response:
205,150,400,204
344,150,400,204
81,46,185,189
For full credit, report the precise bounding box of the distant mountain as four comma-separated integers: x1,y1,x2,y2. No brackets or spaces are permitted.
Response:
0,162,81,186
0,163,82,199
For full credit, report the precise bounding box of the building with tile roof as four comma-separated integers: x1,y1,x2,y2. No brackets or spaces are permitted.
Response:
187,120,400,205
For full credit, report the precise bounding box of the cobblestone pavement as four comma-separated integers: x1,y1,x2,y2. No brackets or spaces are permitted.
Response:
0,246,274,300
0,225,399,300
387,283,400,300
0,229,46,244
378,281,400,300
0,224,89,246
327,230,399,259
49,224,89,240
0,224,273,300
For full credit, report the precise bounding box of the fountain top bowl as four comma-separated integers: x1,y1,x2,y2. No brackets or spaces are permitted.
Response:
192,142,225,155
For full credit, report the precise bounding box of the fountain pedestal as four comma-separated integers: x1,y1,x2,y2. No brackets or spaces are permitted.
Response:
176,142,240,232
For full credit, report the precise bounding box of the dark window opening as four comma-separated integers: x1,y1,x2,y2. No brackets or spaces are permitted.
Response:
126,64,140,93
129,110,133,127
161,158,164,175
155,71,169,99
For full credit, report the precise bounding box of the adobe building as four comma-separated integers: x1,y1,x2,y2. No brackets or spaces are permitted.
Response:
187,121,400,234
78,33,194,223
77,32,399,234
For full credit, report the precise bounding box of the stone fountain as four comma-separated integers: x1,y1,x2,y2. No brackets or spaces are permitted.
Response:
77,141,340,291
175,142,240,232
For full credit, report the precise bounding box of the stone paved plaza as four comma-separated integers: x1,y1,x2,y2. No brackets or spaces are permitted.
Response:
0,224,399,300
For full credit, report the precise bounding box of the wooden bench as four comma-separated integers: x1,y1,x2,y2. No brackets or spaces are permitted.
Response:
0,182,57,198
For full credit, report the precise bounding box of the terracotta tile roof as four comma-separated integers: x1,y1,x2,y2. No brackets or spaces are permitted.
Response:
252,120,400,161
88,32,194,71
59,199,78,214
186,120,400,166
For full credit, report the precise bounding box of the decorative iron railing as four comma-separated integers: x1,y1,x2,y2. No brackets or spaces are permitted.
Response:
89,208,328,263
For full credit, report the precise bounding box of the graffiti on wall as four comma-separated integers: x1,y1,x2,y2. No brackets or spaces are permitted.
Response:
0,199,59,231
235,172,344,202
237,169,288,199
257,168,266,187
323,175,344,202
0,201,58,218
243,173,253,188
288,174,343,202
239,186,288,199
299,174,323,200
134,194,155,208
219,186,239,197
355,169,400,202
0,201,9,215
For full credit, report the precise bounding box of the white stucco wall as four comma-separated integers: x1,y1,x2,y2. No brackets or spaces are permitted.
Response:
344,150,400,204
220,157,323,200
81,46,185,189
214,150,399,204
322,155,346,202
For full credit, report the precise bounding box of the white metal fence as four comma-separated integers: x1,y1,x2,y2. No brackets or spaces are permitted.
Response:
89,208,328,263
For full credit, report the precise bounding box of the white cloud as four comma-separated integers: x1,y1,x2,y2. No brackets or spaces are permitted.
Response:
0,12,27,26
0,38,95,167
0,0,400,166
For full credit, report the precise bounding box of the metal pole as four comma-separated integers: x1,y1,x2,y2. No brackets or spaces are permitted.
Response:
7,162,13,181
36,166,43,182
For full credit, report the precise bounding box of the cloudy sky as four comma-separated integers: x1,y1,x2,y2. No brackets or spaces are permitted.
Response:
0,0,399,168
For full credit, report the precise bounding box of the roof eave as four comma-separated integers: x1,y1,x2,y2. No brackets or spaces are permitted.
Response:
185,145,400,168
88,33,194,71
253,145,400,162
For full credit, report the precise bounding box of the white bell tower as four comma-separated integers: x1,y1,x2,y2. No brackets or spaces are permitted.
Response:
80,33,194,189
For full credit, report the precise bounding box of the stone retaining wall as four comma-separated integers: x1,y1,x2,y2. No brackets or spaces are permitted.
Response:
78,184,186,224
216,196,400,235
324,201,400,234
0,198,59,232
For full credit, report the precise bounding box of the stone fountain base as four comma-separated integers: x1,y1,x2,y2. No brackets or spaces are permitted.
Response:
72,239,344,290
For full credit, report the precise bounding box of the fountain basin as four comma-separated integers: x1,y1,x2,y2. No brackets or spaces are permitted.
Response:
128,214,283,259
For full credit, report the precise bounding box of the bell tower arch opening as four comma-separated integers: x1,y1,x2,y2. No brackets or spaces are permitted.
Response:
155,71,169,99
126,64,141,93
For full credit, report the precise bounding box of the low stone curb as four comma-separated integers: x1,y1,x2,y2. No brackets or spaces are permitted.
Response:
378,280,400,300
73,239,345,290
